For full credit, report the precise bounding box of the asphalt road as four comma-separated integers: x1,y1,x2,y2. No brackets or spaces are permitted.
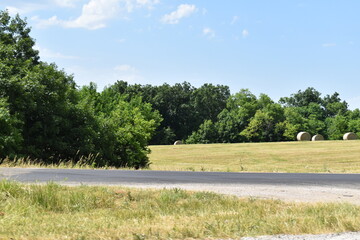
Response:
1,167,360,187
3,168,360,239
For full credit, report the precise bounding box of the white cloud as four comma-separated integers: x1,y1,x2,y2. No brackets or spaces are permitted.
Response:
121,0,159,12
113,64,143,84
202,8,207,15
34,45,78,60
322,43,336,47
53,0,79,8
203,27,215,38
5,3,46,15
5,6,25,15
135,0,159,9
117,38,126,43
6,0,80,15
32,15,63,28
161,4,197,24
33,0,119,30
68,0,120,29
242,29,249,38
231,16,239,25
34,0,160,30
113,72,143,84
114,64,136,72
61,64,144,90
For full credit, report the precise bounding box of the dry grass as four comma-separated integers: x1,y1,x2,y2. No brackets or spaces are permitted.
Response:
149,140,360,173
0,156,117,170
1,180,360,239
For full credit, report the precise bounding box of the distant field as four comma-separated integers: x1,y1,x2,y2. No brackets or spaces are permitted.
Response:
149,141,360,173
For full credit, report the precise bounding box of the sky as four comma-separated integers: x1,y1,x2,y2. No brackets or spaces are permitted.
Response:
1,0,360,109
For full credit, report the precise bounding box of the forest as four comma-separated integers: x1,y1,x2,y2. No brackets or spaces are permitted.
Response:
1,11,360,168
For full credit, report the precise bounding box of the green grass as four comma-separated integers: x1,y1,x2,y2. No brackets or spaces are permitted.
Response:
1,180,360,239
149,140,360,173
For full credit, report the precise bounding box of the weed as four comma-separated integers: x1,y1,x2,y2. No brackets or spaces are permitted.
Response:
132,233,147,240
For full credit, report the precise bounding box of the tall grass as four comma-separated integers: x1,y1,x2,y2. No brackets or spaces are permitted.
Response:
1,180,360,239
0,154,112,169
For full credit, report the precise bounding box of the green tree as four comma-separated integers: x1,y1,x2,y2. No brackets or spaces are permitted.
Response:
0,98,22,158
80,85,162,168
186,120,217,144
0,12,161,168
108,81,195,144
279,87,322,107
217,89,259,142
279,88,350,139
282,107,306,140
323,92,348,117
191,83,230,124
0,11,39,68
99,97,161,168
348,109,360,119
109,81,230,144
348,119,360,137
240,99,285,142
188,89,260,143
326,115,348,140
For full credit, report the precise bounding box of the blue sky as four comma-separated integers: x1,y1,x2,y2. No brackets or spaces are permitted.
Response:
2,0,360,109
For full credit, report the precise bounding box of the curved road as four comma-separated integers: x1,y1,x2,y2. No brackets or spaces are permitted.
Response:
2,167,360,204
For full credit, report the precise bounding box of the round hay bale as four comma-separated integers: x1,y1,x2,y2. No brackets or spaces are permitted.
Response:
174,140,183,145
343,132,358,140
312,134,324,141
297,132,311,141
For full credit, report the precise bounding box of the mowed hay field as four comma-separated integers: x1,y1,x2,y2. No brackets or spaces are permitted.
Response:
149,140,360,173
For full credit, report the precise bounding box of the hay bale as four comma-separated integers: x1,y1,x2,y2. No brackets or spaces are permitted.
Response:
174,140,183,145
312,134,324,141
297,132,311,141
343,132,358,140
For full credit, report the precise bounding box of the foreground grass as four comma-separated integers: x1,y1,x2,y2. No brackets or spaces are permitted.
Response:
149,140,360,173
1,181,360,239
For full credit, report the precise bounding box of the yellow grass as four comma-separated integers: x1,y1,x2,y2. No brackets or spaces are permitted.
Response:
1,181,360,239
149,140,360,173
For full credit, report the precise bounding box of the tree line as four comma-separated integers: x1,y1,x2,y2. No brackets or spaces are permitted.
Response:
112,81,360,144
0,11,160,168
1,11,359,168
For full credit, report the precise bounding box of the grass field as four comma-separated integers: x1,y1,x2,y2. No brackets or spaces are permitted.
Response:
149,140,360,173
1,180,360,239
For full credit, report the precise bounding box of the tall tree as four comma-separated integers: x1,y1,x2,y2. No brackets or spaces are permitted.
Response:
0,98,22,158
322,92,348,117
240,95,285,142
191,83,230,124
108,81,231,144
80,84,162,168
279,87,322,107
188,89,260,143
0,12,161,168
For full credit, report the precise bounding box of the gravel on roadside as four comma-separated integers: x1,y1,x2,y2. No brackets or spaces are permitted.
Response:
240,232,360,240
